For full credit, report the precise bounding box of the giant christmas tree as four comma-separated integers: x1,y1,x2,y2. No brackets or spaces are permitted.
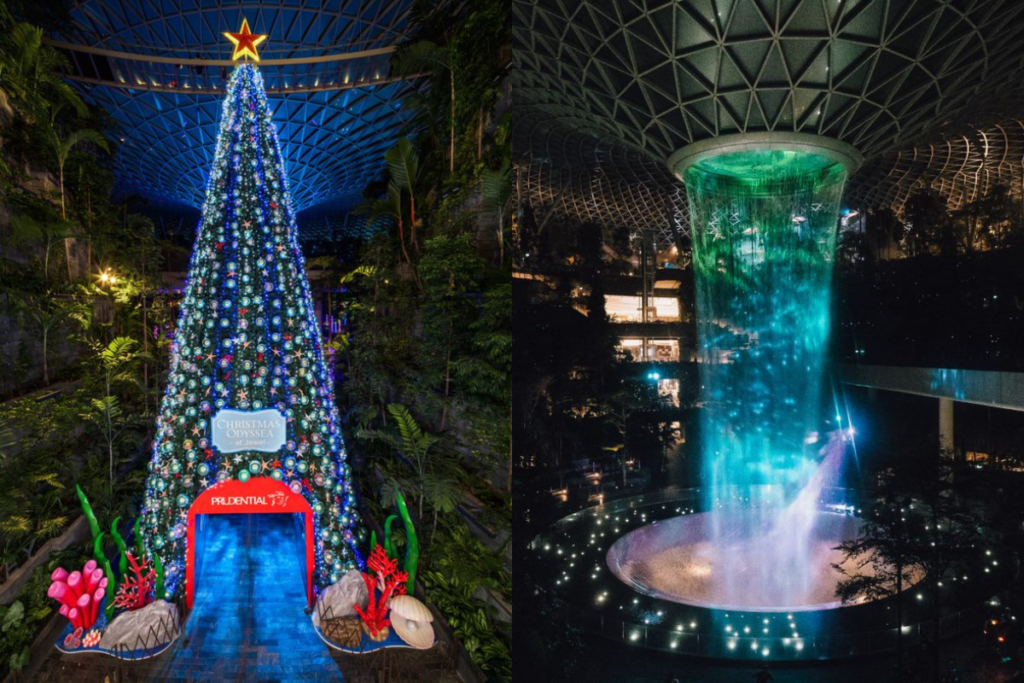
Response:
142,37,364,601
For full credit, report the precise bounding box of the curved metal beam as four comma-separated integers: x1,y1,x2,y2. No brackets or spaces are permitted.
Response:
60,72,426,95
44,37,397,66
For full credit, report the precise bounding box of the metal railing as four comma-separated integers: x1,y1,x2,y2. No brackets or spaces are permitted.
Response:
554,598,984,661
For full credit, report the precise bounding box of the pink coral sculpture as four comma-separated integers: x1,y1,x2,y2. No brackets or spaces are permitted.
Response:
49,560,108,633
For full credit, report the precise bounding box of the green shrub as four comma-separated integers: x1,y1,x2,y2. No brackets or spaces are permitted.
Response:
423,569,511,681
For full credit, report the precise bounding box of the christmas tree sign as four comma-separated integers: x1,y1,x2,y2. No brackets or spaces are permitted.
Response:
211,408,287,453
142,22,364,606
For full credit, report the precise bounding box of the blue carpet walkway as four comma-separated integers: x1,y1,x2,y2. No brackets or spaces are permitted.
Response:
156,513,344,681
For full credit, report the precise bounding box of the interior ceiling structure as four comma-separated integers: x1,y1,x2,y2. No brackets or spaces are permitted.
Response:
55,0,422,238
513,0,1024,246
848,120,1024,214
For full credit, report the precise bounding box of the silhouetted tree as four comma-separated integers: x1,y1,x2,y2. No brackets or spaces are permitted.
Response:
835,437,986,682
903,188,956,257
836,230,874,271
866,206,904,260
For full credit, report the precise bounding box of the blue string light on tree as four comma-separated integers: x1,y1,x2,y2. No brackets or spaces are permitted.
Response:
141,20,366,601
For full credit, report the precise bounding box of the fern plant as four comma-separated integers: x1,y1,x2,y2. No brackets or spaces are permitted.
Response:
85,337,143,492
358,403,464,538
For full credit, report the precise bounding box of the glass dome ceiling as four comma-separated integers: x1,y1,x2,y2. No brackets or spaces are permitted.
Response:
513,0,1024,247
55,0,422,237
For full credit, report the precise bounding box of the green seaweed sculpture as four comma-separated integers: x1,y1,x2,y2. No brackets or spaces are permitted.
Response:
366,492,419,591
77,486,118,618
110,517,129,578
76,485,166,613
76,485,101,541
394,490,419,590
133,517,164,599
383,514,398,558
92,532,117,620
153,552,165,600
133,517,144,559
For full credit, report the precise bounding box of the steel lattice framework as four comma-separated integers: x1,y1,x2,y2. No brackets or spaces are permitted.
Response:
516,115,686,248
849,121,1024,214
57,0,423,238
513,0,1024,246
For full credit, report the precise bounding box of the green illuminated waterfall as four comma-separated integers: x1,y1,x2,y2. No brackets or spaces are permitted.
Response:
683,148,848,601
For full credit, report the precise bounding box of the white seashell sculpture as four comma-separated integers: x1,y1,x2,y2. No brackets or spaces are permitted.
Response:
388,595,433,623
391,614,435,649
389,595,435,649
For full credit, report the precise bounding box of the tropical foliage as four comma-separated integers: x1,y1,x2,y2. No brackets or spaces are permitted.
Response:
0,16,169,678
338,0,512,677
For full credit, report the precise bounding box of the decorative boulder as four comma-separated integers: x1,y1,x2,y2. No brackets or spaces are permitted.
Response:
99,600,179,652
313,569,369,628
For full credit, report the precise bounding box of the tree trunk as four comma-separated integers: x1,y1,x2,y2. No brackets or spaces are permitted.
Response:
396,216,412,266
59,164,66,220
497,213,504,266
41,329,49,385
439,320,453,431
409,196,419,255
477,109,483,160
449,77,455,174
64,237,72,282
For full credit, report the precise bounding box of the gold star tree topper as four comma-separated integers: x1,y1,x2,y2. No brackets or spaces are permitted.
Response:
224,18,267,62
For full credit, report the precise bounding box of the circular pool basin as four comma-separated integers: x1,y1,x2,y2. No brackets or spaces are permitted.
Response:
606,510,870,612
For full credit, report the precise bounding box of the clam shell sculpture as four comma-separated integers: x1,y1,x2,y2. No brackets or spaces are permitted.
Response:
389,595,435,649
392,614,435,649
389,595,433,623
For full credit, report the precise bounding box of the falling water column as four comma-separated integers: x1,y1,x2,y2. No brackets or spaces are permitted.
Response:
670,135,860,605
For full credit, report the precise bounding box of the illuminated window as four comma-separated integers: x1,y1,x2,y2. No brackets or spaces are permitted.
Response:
658,379,680,407
616,338,680,362
605,295,680,322
651,339,679,362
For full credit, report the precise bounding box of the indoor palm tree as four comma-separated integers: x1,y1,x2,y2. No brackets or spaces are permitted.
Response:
0,22,87,121
48,125,109,220
392,41,457,173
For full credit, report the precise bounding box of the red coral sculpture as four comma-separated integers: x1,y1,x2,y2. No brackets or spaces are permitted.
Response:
49,560,108,633
353,571,391,637
354,545,408,637
366,544,408,596
113,552,156,611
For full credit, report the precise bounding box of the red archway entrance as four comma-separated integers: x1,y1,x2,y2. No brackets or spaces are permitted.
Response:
186,477,315,609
